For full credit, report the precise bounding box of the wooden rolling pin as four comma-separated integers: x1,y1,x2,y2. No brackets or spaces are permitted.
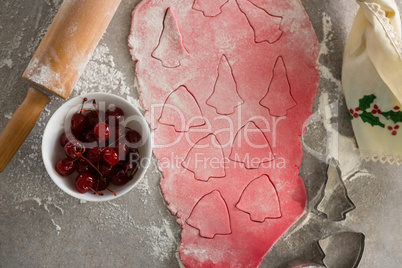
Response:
0,0,121,172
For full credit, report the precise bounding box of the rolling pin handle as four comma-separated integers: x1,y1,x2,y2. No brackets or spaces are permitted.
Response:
0,87,50,172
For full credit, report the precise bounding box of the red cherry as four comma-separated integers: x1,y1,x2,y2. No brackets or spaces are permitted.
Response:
126,129,142,144
392,131,397,136
388,126,393,130
377,109,382,114
128,148,140,166
107,123,126,146
85,146,102,164
353,113,359,118
64,141,83,159
70,97,89,133
372,110,377,114
374,104,379,109
102,147,119,166
71,113,88,133
349,109,354,114
354,107,359,112
60,131,80,147
106,106,125,121
94,122,110,142
82,129,97,143
85,110,99,128
113,123,126,138
394,106,400,110
114,141,130,161
75,173,95,193
99,161,114,177
395,125,400,130
75,158,96,174
55,158,76,176
94,176,110,191
108,165,129,186
60,132,70,147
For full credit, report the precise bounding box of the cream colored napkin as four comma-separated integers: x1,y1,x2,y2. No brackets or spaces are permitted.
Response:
342,0,402,164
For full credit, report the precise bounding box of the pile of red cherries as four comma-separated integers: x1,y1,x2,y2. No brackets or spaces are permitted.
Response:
55,98,142,196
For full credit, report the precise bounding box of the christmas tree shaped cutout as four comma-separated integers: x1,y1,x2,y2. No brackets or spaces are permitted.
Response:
236,174,281,222
182,133,226,181
186,190,232,238
152,7,188,68
206,55,244,115
229,121,274,169
236,0,282,44
260,56,297,116
159,85,205,132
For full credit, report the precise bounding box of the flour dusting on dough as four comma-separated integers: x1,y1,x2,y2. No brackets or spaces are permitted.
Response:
129,0,320,266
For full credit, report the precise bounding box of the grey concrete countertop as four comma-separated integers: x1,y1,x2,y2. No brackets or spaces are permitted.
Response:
1,0,401,267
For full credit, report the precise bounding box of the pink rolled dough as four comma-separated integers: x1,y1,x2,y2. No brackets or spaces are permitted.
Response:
129,0,319,266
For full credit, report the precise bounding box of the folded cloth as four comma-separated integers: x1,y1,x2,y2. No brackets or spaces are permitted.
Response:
342,0,402,165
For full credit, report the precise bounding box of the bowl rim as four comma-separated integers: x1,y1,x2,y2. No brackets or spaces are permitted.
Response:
42,92,152,202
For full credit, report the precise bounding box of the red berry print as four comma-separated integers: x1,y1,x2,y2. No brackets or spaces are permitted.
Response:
386,125,399,136
350,95,402,135
369,103,383,115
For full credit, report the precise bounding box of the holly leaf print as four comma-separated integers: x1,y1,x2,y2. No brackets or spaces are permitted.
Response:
358,94,376,111
381,110,402,124
360,111,385,128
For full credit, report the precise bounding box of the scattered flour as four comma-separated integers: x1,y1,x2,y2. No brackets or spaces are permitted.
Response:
4,112,13,119
136,176,152,200
0,58,13,68
316,92,368,180
85,199,177,263
74,44,131,97
319,13,332,56
289,9,372,249
303,12,365,178
51,219,62,234
43,0,63,8
16,196,65,234
318,13,342,92
138,219,177,262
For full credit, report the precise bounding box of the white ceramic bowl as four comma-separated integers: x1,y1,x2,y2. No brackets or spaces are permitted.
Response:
42,92,152,201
